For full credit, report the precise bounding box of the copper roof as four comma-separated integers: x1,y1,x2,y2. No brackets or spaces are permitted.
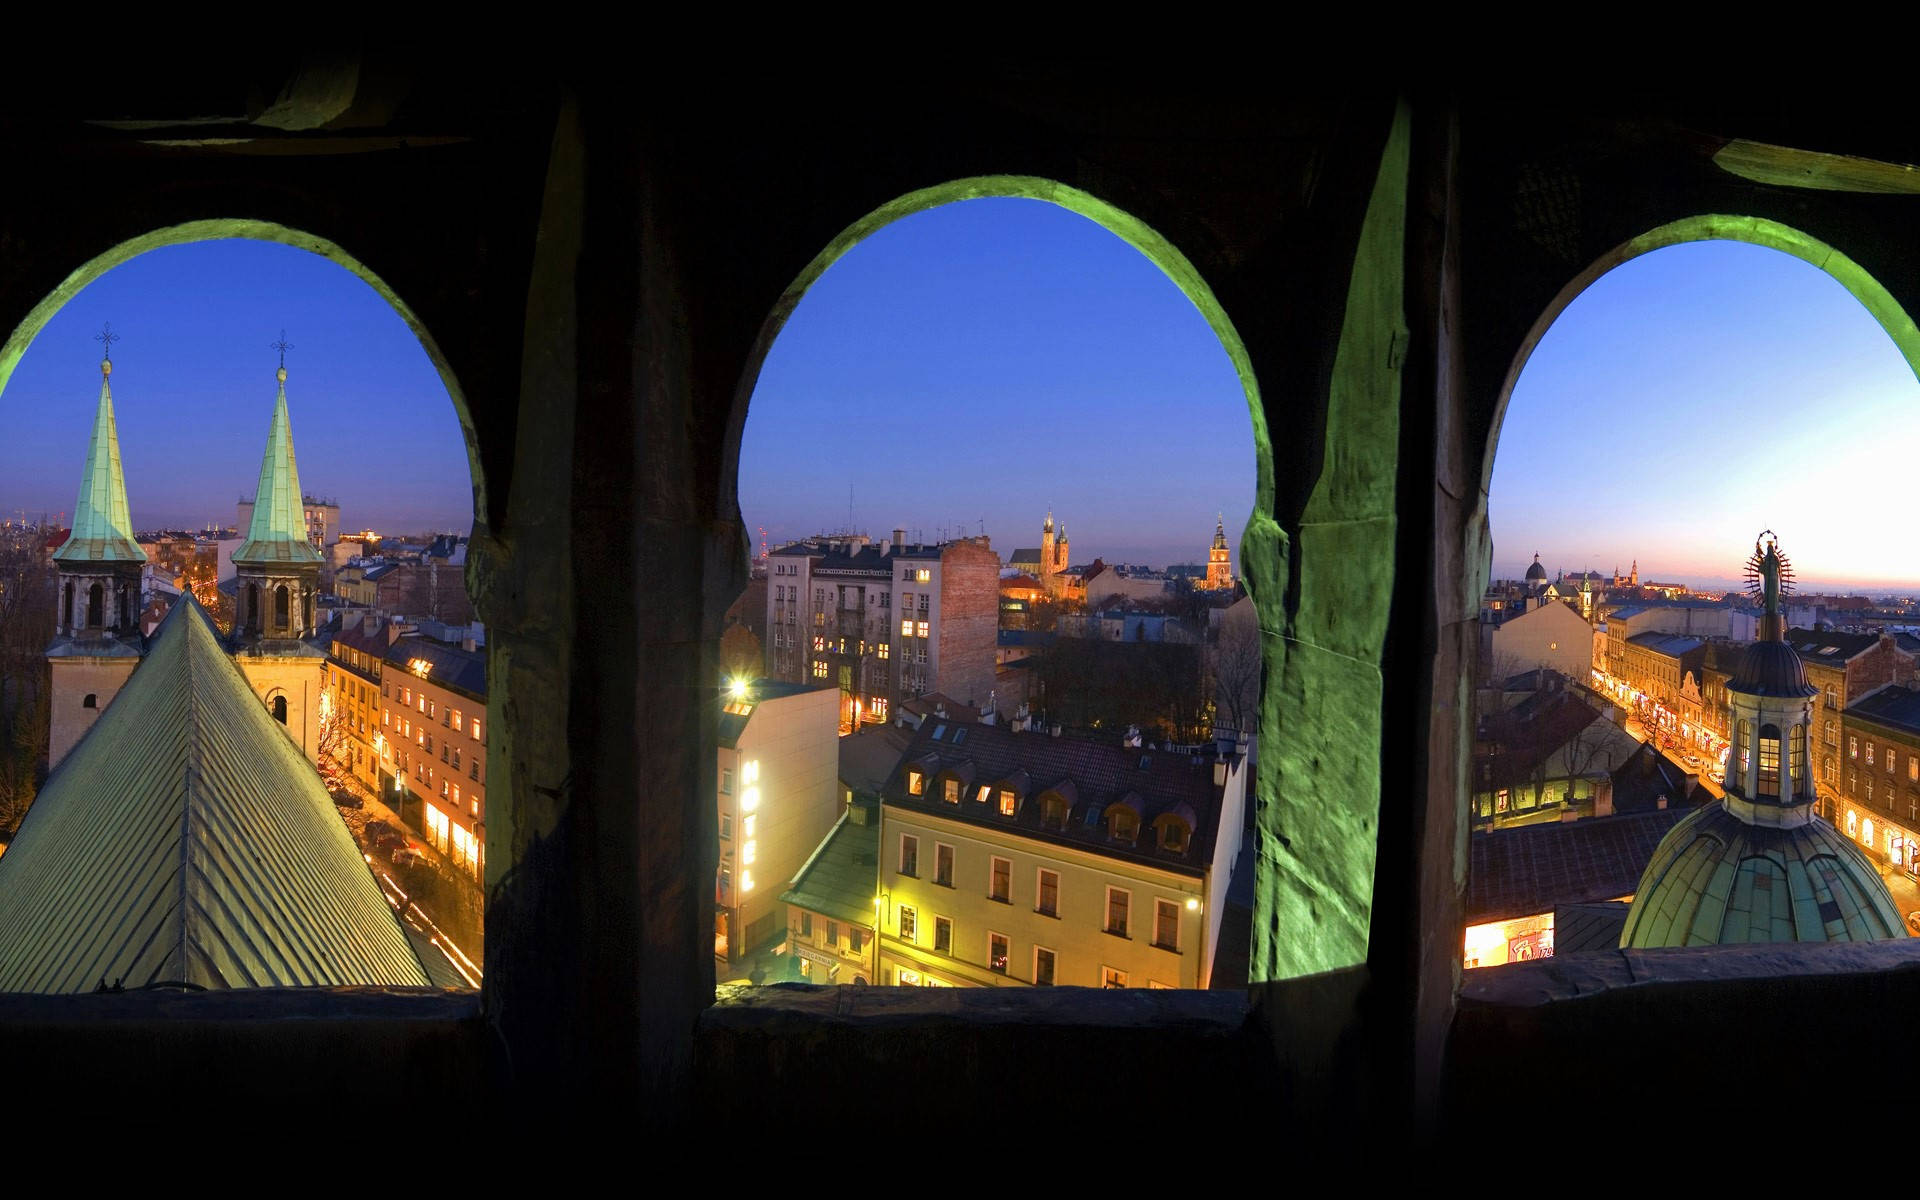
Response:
0,598,430,991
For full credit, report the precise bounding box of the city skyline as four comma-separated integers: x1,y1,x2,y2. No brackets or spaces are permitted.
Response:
740,197,1255,570
0,240,473,535
1490,239,1920,594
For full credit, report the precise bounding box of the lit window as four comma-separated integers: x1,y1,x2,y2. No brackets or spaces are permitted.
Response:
1864,818,1876,846
901,619,913,637
1868,742,1876,766
744,761,759,784
878,643,890,660
873,697,889,719
916,621,929,639
1848,809,1860,837
934,916,952,954
943,778,960,803
742,814,755,838
899,905,917,943
998,790,1016,816
741,870,755,893
742,787,760,813
473,718,483,742
1102,966,1128,989
1851,736,1859,760
907,770,924,796
988,932,1009,974
742,840,755,865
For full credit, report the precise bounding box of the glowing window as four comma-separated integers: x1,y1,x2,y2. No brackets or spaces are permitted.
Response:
901,619,913,637
998,790,1016,816
943,778,959,803
907,771,924,796
741,787,760,813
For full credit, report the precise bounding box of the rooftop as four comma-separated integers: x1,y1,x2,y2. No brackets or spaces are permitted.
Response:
883,714,1238,875
0,598,430,991
779,810,880,928
1467,808,1690,923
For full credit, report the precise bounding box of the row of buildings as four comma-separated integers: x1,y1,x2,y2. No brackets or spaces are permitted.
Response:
764,513,1238,735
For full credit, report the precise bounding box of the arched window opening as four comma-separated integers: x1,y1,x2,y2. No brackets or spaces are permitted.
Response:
1476,225,1920,968
1758,724,1782,797
0,230,485,989
735,191,1260,991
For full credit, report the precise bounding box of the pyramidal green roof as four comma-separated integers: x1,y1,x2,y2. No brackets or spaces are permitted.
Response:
0,597,430,991
233,368,323,566
51,363,145,564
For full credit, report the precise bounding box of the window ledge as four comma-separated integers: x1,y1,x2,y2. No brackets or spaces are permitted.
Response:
704,981,1248,1031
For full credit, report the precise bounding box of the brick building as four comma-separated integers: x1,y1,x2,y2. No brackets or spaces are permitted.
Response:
766,530,999,731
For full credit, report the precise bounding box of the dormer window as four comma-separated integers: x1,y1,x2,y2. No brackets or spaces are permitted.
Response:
1160,822,1188,853
943,778,960,803
998,789,1017,817
907,770,924,796
1042,796,1066,828
1110,812,1137,842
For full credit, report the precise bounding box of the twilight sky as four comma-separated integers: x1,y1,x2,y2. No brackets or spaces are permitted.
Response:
740,197,1254,569
0,240,473,535
1491,240,1920,596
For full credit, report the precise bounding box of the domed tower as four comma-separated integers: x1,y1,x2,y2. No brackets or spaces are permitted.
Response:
1524,553,1548,585
228,345,327,765
1204,513,1233,590
1621,533,1901,946
46,337,148,768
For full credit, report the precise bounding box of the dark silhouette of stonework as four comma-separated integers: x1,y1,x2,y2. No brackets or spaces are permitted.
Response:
6,59,1920,1148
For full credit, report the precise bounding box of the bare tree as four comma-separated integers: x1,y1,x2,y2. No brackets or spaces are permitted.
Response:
1212,608,1263,737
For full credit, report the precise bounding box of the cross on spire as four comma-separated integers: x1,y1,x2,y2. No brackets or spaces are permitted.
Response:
271,330,294,367
94,323,119,374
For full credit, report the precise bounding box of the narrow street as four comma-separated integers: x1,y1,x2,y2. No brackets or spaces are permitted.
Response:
328,768,482,987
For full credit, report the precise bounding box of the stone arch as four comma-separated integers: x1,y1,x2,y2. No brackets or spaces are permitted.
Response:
0,219,486,526
1480,214,1920,510
86,582,101,628
275,584,290,631
267,689,288,725
726,178,1270,561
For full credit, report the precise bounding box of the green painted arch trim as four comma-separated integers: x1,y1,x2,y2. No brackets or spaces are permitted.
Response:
734,175,1273,595
1483,213,1920,499
0,218,486,525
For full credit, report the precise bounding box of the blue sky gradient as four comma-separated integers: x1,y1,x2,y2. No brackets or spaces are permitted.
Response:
1491,240,1920,595
740,198,1255,569
0,240,472,535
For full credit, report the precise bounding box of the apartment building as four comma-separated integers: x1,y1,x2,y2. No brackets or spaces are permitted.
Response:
765,530,999,732
877,709,1248,990
715,679,839,968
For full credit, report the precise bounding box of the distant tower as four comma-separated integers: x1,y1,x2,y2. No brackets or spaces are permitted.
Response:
228,346,327,764
1040,510,1065,597
1204,514,1234,591
1055,520,1069,573
1630,558,1639,587
47,341,148,767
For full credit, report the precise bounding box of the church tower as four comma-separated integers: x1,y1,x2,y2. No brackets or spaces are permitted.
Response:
1204,513,1234,590
1039,510,1059,596
228,350,327,765
46,342,148,768
1622,533,1901,946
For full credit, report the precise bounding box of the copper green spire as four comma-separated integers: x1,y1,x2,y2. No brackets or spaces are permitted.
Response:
233,355,323,566
52,346,145,565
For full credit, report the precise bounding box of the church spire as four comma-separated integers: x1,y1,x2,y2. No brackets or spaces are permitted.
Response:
52,327,144,565
234,341,323,567
1212,513,1228,551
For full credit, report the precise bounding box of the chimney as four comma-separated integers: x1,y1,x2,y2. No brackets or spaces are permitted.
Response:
893,528,906,548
